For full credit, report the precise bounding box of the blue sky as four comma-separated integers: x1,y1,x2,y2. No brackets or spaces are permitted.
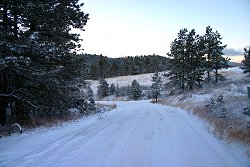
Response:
80,0,250,62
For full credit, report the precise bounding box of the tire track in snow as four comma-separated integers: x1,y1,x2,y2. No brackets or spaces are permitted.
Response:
0,101,248,167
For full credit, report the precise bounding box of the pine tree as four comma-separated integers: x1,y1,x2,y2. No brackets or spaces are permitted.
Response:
130,80,142,100
241,47,250,75
194,36,207,86
97,78,109,97
167,29,204,90
203,26,227,83
115,84,119,97
151,72,162,102
110,83,116,95
0,0,89,125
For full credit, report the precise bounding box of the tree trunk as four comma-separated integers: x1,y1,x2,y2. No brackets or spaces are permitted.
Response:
215,55,218,83
0,71,8,126
0,2,9,126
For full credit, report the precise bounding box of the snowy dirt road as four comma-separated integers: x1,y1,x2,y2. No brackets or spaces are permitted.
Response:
0,101,248,167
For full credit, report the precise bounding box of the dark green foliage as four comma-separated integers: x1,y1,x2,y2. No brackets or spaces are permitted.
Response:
241,47,250,75
203,26,228,83
167,26,229,92
0,0,89,125
97,78,109,97
167,29,205,90
150,72,162,102
130,80,142,100
110,83,116,95
83,54,170,79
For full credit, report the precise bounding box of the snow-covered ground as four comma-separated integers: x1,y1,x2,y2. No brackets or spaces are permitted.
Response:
88,72,168,94
89,67,247,95
88,73,153,94
0,101,248,167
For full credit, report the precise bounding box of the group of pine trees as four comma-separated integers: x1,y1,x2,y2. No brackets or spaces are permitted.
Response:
167,26,229,91
97,72,163,101
82,54,170,79
97,78,142,99
0,0,94,126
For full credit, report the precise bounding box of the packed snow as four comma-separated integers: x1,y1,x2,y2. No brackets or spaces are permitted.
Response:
0,101,248,167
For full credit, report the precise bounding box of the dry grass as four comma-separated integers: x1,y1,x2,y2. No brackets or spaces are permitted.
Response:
227,127,250,144
161,95,250,147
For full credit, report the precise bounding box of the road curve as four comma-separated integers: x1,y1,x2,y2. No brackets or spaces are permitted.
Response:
0,101,247,167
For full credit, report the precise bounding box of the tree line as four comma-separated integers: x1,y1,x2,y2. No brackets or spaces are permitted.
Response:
82,54,170,80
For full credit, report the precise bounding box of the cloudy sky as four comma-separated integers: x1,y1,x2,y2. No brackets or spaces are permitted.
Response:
80,0,250,62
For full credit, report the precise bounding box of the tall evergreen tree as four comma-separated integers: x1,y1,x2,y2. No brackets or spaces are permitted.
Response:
167,29,188,90
241,47,250,75
167,29,205,90
151,72,162,102
203,26,227,83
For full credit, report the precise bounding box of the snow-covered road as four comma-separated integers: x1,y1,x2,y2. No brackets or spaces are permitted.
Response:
0,101,248,167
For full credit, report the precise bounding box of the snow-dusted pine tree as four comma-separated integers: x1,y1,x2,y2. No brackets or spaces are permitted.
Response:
110,83,116,95
151,72,162,102
241,47,250,75
97,78,109,97
203,26,227,83
0,0,89,125
130,80,142,100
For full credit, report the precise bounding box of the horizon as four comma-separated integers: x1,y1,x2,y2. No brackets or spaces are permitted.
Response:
79,0,250,63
